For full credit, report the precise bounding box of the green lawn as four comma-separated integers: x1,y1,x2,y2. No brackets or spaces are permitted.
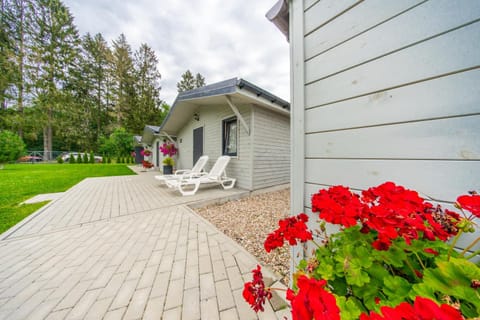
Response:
0,163,135,234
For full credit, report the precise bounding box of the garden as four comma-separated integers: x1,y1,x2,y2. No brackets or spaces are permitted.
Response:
244,182,480,319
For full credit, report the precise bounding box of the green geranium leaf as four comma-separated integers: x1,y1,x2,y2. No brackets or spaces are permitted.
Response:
337,296,363,320
330,277,348,296
382,275,412,305
411,257,480,317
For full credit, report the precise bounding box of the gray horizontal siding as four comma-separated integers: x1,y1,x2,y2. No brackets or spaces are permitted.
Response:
294,1,480,248
252,107,290,190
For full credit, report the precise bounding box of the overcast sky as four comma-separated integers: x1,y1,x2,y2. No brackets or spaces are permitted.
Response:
62,0,290,106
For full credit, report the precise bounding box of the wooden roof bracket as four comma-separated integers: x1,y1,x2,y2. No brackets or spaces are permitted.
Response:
225,95,250,135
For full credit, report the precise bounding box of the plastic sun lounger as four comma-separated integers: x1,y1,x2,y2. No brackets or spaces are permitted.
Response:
165,155,236,196
154,155,209,184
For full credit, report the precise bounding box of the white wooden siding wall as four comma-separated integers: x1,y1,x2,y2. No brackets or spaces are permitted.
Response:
294,1,480,248
252,107,290,189
177,104,253,190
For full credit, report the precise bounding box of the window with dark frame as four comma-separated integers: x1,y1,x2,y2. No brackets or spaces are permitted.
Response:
222,117,237,156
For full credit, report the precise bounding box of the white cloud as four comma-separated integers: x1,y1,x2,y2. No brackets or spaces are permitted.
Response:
63,0,290,106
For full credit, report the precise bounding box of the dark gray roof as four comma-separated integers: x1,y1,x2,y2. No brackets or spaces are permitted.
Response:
176,78,290,110
145,125,160,134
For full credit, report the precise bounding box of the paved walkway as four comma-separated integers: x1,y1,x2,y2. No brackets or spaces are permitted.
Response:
0,167,289,319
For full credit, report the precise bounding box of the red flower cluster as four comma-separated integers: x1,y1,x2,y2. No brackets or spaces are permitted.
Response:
142,160,154,169
242,265,272,312
457,194,480,218
264,213,313,252
312,185,364,227
312,182,459,250
287,276,340,320
360,296,463,320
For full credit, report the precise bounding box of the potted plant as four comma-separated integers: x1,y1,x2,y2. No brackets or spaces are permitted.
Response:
243,182,480,319
162,156,175,175
159,142,178,175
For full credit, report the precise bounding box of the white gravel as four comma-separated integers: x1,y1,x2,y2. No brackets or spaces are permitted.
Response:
194,188,291,285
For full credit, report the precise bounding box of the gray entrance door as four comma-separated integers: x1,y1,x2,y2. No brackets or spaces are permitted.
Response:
193,127,203,165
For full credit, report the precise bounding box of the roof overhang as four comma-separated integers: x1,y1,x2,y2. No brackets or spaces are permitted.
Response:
266,0,289,41
159,78,290,136
140,125,161,145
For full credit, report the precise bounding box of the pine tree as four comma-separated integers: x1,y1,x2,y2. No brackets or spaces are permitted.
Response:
130,43,163,132
30,0,80,160
177,70,195,92
111,33,135,129
177,70,206,92
195,73,206,88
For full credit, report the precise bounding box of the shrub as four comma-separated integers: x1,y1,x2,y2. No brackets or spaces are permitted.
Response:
89,151,95,164
69,153,75,164
56,156,64,164
0,130,26,165
107,157,111,164
83,152,88,164
77,155,82,163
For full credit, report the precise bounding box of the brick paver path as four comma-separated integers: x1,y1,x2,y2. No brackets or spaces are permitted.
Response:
0,168,288,319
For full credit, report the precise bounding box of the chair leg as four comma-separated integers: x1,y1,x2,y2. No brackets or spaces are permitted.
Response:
221,179,236,190
179,181,200,196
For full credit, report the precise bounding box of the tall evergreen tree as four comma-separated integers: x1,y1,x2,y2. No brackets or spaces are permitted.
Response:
131,43,163,132
111,33,135,128
30,0,80,159
195,72,206,88
64,32,114,150
0,0,15,111
177,69,206,92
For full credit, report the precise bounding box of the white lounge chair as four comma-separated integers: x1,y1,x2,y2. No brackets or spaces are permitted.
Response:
165,155,236,196
154,155,209,184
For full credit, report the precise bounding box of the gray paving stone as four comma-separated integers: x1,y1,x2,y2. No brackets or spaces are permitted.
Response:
98,272,128,300
83,297,113,320
184,264,199,290
220,308,239,320
226,266,245,291
44,308,72,320
103,307,126,320
164,278,184,310
143,296,165,320
171,259,186,280
163,306,182,320
199,273,216,300
54,280,93,311
123,287,150,320
216,280,236,311
109,279,138,310
213,259,228,282
182,287,200,320
65,288,101,319
200,297,220,320
199,255,212,274
137,265,158,289
25,299,58,320
150,271,170,298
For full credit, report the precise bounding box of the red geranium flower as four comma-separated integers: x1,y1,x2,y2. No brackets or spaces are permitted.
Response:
264,213,312,252
312,185,364,228
287,276,340,320
242,265,272,312
360,296,463,320
457,194,480,218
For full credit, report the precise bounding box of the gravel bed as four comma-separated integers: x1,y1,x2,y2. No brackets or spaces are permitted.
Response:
194,188,291,285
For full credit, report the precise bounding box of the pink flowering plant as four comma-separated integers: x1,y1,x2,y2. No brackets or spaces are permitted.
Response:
159,142,177,157
243,182,480,319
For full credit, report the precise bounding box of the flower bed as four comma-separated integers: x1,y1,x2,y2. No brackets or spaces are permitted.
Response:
243,182,480,319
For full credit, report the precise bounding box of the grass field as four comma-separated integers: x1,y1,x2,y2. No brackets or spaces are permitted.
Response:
0,163,135,235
